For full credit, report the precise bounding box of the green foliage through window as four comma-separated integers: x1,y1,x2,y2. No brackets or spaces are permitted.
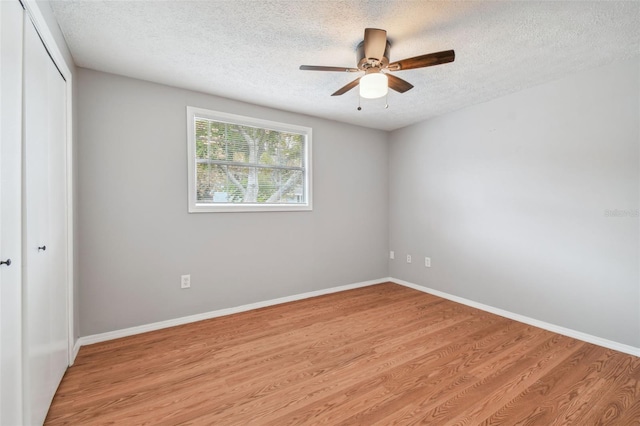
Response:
193,115,308,206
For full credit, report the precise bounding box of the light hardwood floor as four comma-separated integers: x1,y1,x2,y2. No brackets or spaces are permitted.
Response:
46,283,640,425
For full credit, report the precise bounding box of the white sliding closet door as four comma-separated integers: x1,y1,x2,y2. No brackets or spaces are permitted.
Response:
0,1,25,424
23,13,68,425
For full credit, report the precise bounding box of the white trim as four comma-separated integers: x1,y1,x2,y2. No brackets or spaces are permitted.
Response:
21,0,75,366
77,278,386,347
71,339,81,362
186,106,313,213
390,277,640,357
21,1,71,78
75,276,640,357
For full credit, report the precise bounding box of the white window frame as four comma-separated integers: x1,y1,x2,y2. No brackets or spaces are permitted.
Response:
187,106,312,213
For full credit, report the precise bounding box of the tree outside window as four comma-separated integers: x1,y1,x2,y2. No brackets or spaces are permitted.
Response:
187,107,312,213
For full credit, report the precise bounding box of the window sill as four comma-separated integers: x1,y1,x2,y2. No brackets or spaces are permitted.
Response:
188,203,313,213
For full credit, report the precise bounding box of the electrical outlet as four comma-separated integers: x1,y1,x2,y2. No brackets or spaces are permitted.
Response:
425,257,431,268
406,254,412,263
181,274,191,289
390,250,395,259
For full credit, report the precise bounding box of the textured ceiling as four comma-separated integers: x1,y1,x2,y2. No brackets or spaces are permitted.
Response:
51,1,640,131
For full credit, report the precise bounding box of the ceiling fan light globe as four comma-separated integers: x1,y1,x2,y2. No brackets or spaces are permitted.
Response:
359,73,388,99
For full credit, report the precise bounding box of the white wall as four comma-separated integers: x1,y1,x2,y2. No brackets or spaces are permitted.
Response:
389,58,640,347
77,69,389,336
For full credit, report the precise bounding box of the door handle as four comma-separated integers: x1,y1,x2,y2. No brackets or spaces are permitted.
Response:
38,245,46,251
0,259,11,266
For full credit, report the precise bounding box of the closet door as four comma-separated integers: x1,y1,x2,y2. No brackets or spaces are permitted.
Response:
0,2,25,424
23,14,68,426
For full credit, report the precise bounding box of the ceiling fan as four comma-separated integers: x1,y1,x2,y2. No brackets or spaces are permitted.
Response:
300,28,455,99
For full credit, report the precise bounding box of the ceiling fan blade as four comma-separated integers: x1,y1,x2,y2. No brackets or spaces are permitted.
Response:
364,28,387,61
386,73,414,93
388,50,455,71
300,65,359,72
331,77,361,96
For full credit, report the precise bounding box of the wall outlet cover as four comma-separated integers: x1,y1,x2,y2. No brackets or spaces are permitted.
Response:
181,274,191,289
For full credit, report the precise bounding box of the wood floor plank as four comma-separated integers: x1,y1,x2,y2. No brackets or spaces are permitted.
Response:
478,342,619,425
576,354,640,425
243,316,508,425
46,283,640,425
340,330,580,425
161,309,486,424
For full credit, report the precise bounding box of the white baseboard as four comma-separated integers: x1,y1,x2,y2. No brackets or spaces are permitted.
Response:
76,277,389,348
390,277,640,357
71,338,81,365
75,276,640,358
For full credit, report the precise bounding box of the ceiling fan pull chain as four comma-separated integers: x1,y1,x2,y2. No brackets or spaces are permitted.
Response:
385,93,389,109
357,95,362,111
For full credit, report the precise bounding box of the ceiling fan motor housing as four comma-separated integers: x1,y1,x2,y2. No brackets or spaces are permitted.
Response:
356,40,391,71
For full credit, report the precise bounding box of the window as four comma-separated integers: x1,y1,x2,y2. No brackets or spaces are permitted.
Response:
187,107,312,212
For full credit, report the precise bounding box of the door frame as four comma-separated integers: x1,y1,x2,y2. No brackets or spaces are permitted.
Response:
21,0,75,365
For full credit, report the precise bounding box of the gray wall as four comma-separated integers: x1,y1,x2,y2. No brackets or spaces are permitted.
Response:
389,58,640,347
77,69,389,336
77,59,639,348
